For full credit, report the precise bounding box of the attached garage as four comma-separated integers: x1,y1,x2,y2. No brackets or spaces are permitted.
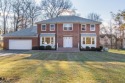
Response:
9,40,32,50
3,26,38,50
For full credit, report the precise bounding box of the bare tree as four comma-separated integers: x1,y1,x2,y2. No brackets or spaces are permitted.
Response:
87,13,102,21
11,0,23,31
0,0,11,34
28,0,41,27
111,11,124,49
41,0,72,19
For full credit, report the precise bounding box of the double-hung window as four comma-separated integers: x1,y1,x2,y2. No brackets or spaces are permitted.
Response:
81,24,86,31
90,24,95,31
41,24,46,31
50,24,55,31
63,23,73,31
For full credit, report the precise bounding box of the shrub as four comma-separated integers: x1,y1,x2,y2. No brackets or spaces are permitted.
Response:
91,47,96,51
80,48,86,51
99,46,103,50
46,45,52,50
39,46,45,50
96,47,102,51
86,46,90,51
32,46,39,50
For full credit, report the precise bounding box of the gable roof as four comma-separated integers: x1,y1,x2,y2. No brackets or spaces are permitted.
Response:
36,15,101,24
3,26,37,37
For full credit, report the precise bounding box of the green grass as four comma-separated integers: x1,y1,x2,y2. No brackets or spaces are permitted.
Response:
0,50,125,83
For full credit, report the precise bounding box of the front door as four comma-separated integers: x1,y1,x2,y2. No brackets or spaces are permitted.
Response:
63,37,73,48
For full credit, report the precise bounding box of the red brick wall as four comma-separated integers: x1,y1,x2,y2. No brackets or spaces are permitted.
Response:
3,37,38,50
37,24,57,34
57,23,80,48
37,23,100,48
79,24,100,47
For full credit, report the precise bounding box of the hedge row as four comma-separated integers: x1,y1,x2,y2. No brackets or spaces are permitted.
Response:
80,46,103,51
32,46,56,50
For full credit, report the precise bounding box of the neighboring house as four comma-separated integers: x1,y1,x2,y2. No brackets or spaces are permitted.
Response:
123,39,125,48
3,16,101,50
99,34,116,48
0,28,3,41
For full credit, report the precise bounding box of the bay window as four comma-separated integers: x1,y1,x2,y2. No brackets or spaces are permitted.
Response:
81,37,96,45
41,37,55,45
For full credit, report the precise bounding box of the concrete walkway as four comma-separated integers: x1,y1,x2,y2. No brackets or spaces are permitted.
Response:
0,50,28,56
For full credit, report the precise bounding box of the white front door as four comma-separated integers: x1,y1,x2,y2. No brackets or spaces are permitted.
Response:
63,37,73,48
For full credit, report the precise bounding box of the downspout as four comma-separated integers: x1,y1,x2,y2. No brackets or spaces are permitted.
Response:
56,23,58,50
78,23,80,49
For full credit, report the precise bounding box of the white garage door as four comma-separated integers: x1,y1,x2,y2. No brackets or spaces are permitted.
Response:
9,40,32,50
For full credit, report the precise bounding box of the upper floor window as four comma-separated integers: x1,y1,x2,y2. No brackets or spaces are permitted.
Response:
63,23,73,31
50,24,55,31
90,24,95,31
41,24,46,31
81,24,86,31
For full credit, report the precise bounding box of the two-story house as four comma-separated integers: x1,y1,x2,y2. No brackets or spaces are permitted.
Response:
3,16,101,50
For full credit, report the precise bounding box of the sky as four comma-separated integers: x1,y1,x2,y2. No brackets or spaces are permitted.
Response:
35,0,125,25
71,0,125,22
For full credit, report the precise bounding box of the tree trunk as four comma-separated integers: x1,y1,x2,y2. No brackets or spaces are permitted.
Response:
31,18,33,27
3,17,6,34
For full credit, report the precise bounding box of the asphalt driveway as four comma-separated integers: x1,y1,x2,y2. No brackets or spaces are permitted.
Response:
0,50,28,56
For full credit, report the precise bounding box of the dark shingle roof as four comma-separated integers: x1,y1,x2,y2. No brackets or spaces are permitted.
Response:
36,15,101,24
3,26,37,37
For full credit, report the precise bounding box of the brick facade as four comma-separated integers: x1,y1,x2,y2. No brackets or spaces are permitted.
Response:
3,23,100,50
37,23,100,48
3,37,38,49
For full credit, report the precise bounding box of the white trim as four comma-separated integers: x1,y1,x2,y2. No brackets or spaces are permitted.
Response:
90,24,95,31
9,39,32,50
81,36,96,48
40,33,56,34
50,24,55,31
63,23,73,31
41,24,46,31
81,24,86,31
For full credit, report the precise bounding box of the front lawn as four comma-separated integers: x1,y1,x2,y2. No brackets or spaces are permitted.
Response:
0,50,125,83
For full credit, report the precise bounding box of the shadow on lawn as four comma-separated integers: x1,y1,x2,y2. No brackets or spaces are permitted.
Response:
24,51,125,62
